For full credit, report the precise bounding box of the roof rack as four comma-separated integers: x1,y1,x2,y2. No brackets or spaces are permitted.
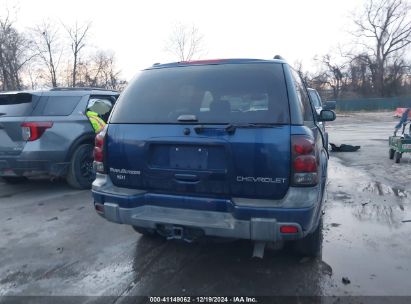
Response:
49,87,118,92
273,55,285,60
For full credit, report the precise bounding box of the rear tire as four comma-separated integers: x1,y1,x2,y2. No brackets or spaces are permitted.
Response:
292,218,323,257
132,226,157,237
389,148,395,159
66,144,95,189
2,176,28,184
394,151,401,163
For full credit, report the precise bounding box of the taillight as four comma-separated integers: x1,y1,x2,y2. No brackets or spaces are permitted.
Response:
291,136,318,186
93,126,107,173
93,134,104,162
293,138,314,154
94,203,104,214
293,155,317,172
280,225,299,234
21,122,53,141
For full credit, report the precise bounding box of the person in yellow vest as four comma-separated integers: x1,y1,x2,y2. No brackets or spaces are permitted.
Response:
86,110,106,133
86,99,113,133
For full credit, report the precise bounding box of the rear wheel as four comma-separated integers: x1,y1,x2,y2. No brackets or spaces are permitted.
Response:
394,151,402,163
389,148,395,159
292,218,323,257
66,144,95,189
2,176,28,184
132,226,157,237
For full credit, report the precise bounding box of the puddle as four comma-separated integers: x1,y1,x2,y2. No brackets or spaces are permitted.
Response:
361,181,408,197
392,188,408,198
322,204,411,295
353,204,404,227
332,192,352,201
322,157,411,295
327,158,410,212
326,164,411,227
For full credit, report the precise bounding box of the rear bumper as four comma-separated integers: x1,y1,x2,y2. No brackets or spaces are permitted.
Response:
92,174,323,242
100,203,304,241
0,157,69,177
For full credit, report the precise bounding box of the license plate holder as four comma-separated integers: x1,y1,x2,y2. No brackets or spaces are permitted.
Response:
169,146,208,170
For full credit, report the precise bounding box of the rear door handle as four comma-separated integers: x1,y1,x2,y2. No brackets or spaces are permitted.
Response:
174,173,200,184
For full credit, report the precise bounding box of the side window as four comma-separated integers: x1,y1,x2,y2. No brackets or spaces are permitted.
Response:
32,96,81,116
291,70,314,123
87,96,116,122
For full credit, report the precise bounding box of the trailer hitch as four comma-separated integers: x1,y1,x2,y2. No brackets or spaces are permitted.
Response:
167,226,186,241
157,224,203,243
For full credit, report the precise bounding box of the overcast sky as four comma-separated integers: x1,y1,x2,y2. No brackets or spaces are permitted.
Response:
10,0,363,80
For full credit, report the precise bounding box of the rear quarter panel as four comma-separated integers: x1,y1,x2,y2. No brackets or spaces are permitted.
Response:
22,94,94,162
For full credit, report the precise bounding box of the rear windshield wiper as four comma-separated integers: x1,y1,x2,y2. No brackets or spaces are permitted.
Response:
194,123,277,134
225,123,277,134
0,113,5,116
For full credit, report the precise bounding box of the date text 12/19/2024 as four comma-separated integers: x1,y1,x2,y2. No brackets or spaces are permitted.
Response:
149,297,258,303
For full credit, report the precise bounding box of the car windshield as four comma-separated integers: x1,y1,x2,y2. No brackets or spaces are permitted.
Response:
110,63,290,124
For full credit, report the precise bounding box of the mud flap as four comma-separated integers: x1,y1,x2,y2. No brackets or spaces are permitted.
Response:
252,241,266,259
250,218,277,241
104,203,121,223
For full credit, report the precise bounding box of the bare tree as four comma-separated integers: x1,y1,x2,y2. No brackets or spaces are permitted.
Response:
63,21,91,87
347,54,374,96
294,60,311,85
25,61,44,90
384,57,410,95
0,10,35,91
353,0,411,96
165,23,205,61
319,55,348,99
31,21,63,87
76,50,125,90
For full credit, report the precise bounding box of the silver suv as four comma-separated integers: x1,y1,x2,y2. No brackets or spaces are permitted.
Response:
0,88,118,189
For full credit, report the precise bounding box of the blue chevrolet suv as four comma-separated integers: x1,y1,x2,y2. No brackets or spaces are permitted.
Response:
92,58,336,257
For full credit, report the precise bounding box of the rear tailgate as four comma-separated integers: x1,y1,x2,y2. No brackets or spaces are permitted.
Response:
106,124,290,199
0,93,38,156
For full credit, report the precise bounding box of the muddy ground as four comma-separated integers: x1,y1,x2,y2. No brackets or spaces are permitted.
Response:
0,112,410,302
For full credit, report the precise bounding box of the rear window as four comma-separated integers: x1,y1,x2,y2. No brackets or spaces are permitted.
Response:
31,96,81,116
0,93,35,117
111,63,289,124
